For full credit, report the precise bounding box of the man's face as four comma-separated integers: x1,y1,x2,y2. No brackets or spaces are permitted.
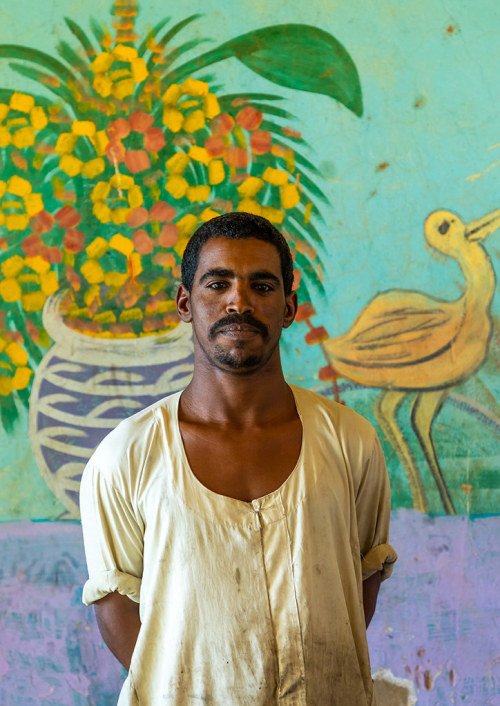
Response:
177,237,297,374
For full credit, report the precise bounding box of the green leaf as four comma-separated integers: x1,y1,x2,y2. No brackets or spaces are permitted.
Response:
217,24,362,117
8,62,77,108
0,45,75,85
63,18,98,60
138,18,171,57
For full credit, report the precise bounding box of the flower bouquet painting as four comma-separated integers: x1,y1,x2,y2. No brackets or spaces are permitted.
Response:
0,0,362,515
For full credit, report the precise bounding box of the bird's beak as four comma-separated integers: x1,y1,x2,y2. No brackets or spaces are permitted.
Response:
465,207,500,241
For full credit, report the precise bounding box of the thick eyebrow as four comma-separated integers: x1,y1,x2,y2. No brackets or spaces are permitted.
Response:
249,270,281,286
198,268,234,284
198,268,281,286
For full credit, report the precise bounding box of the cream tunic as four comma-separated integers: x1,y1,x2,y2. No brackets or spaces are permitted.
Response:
80,385,396,705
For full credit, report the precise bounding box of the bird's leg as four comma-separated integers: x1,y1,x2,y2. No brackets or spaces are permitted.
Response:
374,389,429,513
410,390,456,515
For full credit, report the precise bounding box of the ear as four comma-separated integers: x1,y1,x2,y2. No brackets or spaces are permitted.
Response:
283,290,298,329
176,284,192,323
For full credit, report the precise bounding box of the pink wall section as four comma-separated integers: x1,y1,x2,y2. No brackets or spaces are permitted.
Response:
1,512,498,704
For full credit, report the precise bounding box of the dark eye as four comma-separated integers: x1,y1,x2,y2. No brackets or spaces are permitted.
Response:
438,220,450,235
253,283,274,292
208,281,228,290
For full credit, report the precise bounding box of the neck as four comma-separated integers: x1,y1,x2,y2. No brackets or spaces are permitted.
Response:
180,351,294,427
459,241,495,309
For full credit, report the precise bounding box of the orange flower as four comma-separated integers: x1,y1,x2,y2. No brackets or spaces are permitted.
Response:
236,105,263,131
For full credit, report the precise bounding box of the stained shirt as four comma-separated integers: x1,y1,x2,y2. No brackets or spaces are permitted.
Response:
80,384,397,705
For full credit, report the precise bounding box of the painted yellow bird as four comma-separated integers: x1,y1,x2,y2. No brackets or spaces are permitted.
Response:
324,207,500,514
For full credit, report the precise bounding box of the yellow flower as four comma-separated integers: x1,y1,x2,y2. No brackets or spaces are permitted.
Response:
5,341,28,366
188,146,210,165
263,167,289,186
0,278,22,302
59,154,83,177
203,93,220,119
200,207,220,222
40,271,59,296
7,175,31,197
30,106,47,131
81,157,105,179
0,96,48,149
166,152,190,175
119,307,143,322
163,107,183,132
55,133,78,155
9,92,35,113
186,185,210,203
21,291,46,312
72,120,97,137
0,176,43,229
12,127,35,148
1,255,24,278
91,176,142,224
280,183,300,210
12,366,32,391
81,260,105,284
260,206,285,224
91,45,148,99
237,177,264,198
176,214,198,237
208,160,225,185
165,175,188,199
104,272,128,288
110,233,134,256
25,256,50,274
181,78,209,97
183,110,205,133
86,237,109,259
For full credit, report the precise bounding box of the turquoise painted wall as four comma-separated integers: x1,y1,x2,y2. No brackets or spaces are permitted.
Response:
0,1,498,703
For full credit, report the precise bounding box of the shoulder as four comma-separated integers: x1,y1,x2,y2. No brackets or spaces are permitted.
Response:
290,384,377,447
84,390,182,492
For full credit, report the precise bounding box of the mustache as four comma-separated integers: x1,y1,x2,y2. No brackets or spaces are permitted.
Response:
208,313,268,340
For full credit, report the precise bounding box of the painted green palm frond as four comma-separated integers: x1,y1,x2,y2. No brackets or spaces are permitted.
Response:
146,14,203,71
220,92,285,103
89,18,107,48
56,41,93,80
0,88,56,109
170,24,362,117
289,214,326,248
63,18,99,60
217,96,294,121
286,150,322,177
260,119,304,144
137,18,171,57
0,45,75,85
151,39,210,76
294,250,325,294
0,394,19,432
294,170,329,205
8,63,78,108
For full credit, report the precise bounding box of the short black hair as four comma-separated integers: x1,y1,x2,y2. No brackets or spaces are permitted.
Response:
181,212,294,295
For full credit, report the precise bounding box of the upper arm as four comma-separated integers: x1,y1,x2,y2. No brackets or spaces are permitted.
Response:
355,430,397,581
80,460,144,606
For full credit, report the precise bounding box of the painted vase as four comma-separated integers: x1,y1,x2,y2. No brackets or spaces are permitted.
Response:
28,293,194,518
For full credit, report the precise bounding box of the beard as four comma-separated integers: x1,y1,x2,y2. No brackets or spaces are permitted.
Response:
193,316,279,374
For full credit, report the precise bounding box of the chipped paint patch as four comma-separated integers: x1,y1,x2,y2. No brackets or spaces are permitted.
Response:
373,668,417,705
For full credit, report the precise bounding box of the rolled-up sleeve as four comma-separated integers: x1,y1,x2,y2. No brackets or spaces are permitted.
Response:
355,432,397,581
80,460,144,605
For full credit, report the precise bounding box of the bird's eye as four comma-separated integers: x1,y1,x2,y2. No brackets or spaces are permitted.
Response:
438,220,450,235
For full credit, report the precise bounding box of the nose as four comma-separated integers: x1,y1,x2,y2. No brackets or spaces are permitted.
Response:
225,282,254,315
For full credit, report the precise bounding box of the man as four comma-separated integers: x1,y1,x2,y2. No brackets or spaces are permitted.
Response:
80,211,396,705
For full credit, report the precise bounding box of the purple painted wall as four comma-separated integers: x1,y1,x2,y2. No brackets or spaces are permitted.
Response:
1,512,499,705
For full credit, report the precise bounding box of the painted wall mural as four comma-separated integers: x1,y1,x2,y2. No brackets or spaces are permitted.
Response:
0,0,499,704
